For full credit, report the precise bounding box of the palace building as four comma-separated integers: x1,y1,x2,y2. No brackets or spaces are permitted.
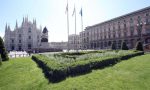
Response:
4,17,49,51
80,6,150,50
68,34,80,50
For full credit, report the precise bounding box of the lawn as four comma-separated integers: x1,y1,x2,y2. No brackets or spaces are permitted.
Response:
0,54,150,90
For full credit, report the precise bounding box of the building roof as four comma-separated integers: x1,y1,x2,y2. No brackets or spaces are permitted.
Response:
86,6,150,29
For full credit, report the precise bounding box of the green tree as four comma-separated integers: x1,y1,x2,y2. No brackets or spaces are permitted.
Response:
135,41,144,51
121,41,129,50
0,37,9,61
111,42,116,50
0,55,2,66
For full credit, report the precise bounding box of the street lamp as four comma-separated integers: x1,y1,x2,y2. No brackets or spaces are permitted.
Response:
136,22,146,42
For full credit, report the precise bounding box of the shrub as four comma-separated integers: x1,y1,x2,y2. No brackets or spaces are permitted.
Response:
121,41,128,50
111,42,116,50
135,41,144,51
32,55,68,82
0,37,9,61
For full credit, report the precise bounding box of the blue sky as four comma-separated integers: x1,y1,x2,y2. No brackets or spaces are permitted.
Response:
0,0,150,42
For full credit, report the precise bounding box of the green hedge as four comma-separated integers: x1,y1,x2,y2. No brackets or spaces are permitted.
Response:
32,50,144,82
32,54,68,82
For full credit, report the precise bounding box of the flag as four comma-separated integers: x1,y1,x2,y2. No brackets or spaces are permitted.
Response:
79,8,82,16
72,5,76,16
65,3,68,14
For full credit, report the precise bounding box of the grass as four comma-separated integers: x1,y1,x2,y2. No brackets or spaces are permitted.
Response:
0,54,150,90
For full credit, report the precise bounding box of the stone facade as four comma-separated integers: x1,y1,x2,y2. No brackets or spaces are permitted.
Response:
49,42,67,50
68,34,80,50
80,6,150,50
4,17,49,51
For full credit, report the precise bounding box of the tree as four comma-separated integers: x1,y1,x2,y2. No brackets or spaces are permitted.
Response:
121,41,129,50
0,37,9,61
111,42,116,50
135,41,144,51
0,55,2,66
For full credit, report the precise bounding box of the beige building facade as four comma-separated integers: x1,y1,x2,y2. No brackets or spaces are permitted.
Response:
80,6,150,50
68,34,80,50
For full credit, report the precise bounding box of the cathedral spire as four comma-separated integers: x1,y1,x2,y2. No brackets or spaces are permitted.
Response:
33,19,34,24
8,25,10,31
35,19,36,25
5,23,7,32
22,17,24,26
34,19,36,27
23,17,24,23
16,20,18,29
5,23,7,30
26,16,28,22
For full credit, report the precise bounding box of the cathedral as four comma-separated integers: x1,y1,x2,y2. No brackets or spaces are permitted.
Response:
4,17,49,52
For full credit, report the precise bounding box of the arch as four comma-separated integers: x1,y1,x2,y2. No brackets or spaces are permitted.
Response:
108,41,112,46
41,38,48,42
145,37,150,44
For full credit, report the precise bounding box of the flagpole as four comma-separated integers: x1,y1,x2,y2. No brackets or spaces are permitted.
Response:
81,12,83,32
66,0,69,52
75,5,77,51
67,8,69,52
80,8,83,50
81,8,83,50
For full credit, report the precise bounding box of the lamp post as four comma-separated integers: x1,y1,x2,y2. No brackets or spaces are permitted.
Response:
136,22,146,42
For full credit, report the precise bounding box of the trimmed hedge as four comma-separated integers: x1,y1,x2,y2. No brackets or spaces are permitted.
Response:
135,41,144,51
32,54,67,82
121,41,129,50
32,50,144,82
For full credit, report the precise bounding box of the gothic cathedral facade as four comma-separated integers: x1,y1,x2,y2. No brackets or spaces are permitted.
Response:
4,17,49,51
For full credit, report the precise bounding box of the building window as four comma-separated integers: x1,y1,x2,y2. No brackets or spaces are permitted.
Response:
12,39,14,43
118,22,120,30
108,34,110,39
124,32,127,37
118,33,121,38
124,24,126,28
28,36,31,39
145,18,150,24
123,20,126,28
130,27,134,36
28,44,32,49
118,25,120,30
113,32,116,38
18,46,22,51
104,35,106,39
130,18,134,26
28,27,31,33
19,34,21,38
19,40,21,43
11,46,14,50
146,13,149,16
124,20,126,23
130,18,133,23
